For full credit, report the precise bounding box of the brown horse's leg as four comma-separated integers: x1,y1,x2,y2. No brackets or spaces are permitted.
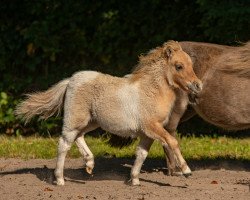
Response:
146,122,191,176
180,106,196,123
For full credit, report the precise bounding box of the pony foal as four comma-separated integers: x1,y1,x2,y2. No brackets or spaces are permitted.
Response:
15,41,202,186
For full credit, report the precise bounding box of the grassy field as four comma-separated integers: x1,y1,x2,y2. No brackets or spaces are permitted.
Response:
0,135,249,160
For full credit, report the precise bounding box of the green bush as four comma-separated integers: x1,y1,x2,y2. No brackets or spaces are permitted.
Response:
0,91,62,136
0,0,249,94
197,0,250,43
0,92,19,135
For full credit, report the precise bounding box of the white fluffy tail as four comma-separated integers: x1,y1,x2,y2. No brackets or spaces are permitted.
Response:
15,79,70,123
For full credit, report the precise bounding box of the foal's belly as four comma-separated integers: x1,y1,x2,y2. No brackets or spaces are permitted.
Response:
92,83,141,138
95,111,140,138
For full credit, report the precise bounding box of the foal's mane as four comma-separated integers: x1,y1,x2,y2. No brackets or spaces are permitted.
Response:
132,41,181,74
217,41,250,78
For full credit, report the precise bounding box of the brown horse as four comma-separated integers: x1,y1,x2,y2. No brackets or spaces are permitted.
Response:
181,41,250,130
163,41,250,174
15,41,202,186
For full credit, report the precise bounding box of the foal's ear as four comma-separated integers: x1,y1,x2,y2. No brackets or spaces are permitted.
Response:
163,40,182,59
163,45,174,59
165,47,173,58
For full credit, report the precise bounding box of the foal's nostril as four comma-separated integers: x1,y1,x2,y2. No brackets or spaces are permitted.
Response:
193,81,202,92
187,81,202,94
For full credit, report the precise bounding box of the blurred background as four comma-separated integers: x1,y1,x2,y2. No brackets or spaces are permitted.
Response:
0,0,249,136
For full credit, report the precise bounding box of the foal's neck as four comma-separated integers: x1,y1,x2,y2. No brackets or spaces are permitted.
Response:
129,60,171,94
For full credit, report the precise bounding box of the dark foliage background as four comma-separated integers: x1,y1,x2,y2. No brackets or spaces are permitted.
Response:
0,0,249,135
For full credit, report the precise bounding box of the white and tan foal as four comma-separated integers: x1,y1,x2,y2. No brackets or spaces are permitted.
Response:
15,41,202,186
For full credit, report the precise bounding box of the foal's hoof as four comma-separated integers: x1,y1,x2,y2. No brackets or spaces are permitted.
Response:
182,166,192,178
56,178,65,186
131,179,140,186
183,172,192,178
86,167,93,174
171,171,184,176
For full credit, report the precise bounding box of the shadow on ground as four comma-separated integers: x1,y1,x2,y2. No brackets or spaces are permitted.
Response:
0,157,249,185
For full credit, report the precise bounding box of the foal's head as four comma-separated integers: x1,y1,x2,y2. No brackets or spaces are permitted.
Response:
163,41,202,94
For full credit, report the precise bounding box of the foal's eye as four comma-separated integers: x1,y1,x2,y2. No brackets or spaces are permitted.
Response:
175,64,183,71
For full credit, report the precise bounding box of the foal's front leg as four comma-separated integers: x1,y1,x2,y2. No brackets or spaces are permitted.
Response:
130,136,153,186
164,92,190,176
146,123,191,176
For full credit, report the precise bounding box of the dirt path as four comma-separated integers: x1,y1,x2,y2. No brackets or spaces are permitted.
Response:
0,158,249,200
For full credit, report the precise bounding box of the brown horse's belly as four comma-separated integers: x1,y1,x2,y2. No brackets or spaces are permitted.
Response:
193,72,250,130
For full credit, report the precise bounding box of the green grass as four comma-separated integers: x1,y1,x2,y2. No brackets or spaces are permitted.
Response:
0,135,249,160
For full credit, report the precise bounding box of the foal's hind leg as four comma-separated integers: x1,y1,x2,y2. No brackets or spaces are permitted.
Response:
130,135,153,186
75,124,98,175
54,129,79,185
76,136,95,174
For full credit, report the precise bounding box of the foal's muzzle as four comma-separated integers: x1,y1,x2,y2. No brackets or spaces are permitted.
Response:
187,81,203,95
187,81,203,104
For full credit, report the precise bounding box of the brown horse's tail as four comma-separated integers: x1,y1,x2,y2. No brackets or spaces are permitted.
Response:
15,79,70,123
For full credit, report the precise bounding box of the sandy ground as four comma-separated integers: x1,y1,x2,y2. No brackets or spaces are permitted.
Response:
0,158,249,200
